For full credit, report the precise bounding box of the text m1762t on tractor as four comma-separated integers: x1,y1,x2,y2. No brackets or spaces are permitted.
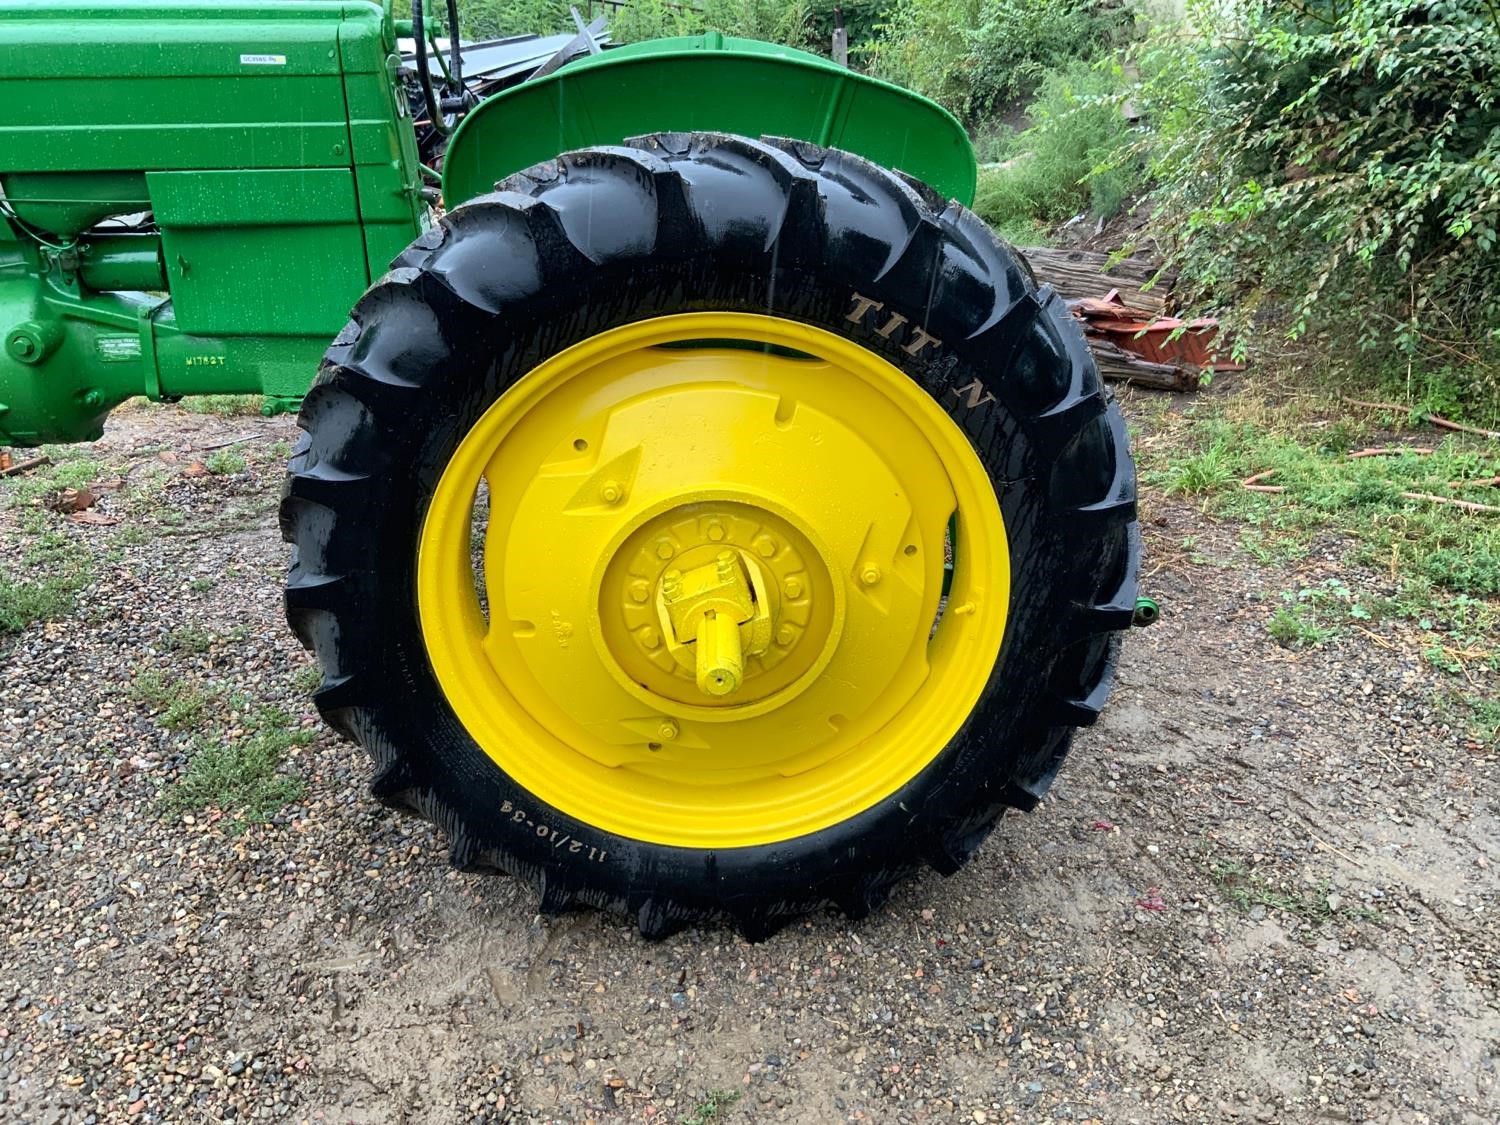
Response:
0,1,1139,938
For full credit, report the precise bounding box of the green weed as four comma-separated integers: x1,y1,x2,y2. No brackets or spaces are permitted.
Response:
0,572,86,634
161,706,310,829
204,449,247,475
181,395,263,416
128,669,214,731
4,455,104,505
1465,697,1500,747
0,524,92,634
167,625,213,654
1207,858,1378,925
681,1089,742,1125
1266,604,1337,649
1157,439,1239,496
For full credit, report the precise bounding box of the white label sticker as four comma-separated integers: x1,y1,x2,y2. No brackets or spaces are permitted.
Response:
240,54,286,66
96,336,142,362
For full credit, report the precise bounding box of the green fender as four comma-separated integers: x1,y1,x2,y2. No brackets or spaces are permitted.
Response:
441,34,977,209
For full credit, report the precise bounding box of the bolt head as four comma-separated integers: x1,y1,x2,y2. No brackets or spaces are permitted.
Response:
600,480,624,504
707,521,725,541
784,577,803,599
656,541,675,560
630,580,650,603
641,626,660,649
754,537,776,558
657,720,679,741
776,624,796,646
860,564,882,586
12,336,35,358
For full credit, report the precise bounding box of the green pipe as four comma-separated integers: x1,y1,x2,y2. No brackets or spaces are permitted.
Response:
77,233,166,293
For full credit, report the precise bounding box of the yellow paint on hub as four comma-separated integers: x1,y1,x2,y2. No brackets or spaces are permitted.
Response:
417,313,1008,847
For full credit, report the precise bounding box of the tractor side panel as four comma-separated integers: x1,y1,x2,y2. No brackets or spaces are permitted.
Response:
150,169,366,337
0,1,427,443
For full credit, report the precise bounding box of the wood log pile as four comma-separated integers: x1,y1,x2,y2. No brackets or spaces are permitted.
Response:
1017,247,1213,392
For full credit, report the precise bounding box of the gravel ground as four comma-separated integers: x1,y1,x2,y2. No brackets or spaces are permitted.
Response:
1,398,1496,1124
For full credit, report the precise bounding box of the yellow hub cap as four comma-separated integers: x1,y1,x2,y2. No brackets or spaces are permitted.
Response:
417,313,1009,847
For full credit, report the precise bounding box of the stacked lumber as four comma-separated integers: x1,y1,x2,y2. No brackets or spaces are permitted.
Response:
1018,247,1169,316
1016,247,1211,390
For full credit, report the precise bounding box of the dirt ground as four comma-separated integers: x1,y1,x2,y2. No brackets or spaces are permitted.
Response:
1,395,1496,1124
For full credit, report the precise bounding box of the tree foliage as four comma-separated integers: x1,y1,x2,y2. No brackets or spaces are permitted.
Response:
865,0,1132,120
607,0,814,46
1139,0,1500,402
973,60,1145,241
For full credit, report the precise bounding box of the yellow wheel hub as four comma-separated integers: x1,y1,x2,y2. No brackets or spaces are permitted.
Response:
417,313,1009,848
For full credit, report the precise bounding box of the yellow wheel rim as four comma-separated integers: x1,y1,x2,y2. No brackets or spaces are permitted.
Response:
417,313,1008,847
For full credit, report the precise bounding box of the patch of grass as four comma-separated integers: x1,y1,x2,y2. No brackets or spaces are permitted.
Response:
681,1090,742,1125
3,454,104,505
0,571,87,634
1157,438,1240,496
1141,388,1498,673
167,624,213,654
1266,603,1338,649
1207,858,1379,926
292,663,322,693
204,449,247,475
161,705,310,830
181,394,263,416
128,669,215,731
1463,696,1500,747
188,577,215,593
128,668,176,709
0,525,93,635
22,529,76,567
1239,528,1309,566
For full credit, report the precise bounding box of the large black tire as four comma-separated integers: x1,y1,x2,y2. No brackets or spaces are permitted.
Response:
280,133,1138,940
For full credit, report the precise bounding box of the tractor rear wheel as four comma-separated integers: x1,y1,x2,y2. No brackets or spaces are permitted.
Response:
280,133,1138,939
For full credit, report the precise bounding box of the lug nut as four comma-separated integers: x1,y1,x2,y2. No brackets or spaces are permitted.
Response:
657,720,679,742
859,564,883,586
784,576,803,599
707,521,725,541
754,537,775,558
776,624,796,647
630,580,650,604
640,626,660,649
600,480,624,504
656,540,675,560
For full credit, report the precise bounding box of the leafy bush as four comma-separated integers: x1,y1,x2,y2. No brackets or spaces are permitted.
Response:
1137,0,1500,417
867,0,1132,119
455,0,572,38
972,60,1144,241
608,0,813,46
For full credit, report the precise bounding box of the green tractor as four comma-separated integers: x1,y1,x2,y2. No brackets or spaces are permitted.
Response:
0,1,1138,938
